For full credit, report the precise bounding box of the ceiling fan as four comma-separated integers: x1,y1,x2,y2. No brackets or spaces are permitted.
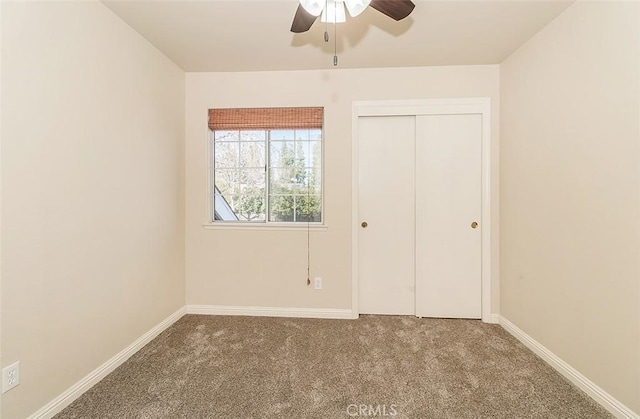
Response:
291,0,416,33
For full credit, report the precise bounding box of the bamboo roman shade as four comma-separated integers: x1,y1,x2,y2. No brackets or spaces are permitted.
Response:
208,107,323,131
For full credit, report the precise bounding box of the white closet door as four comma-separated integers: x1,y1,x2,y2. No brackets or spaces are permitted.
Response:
358,116,415,315
415,114,482,319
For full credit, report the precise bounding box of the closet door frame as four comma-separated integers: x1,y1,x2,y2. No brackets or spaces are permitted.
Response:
351,98,493,323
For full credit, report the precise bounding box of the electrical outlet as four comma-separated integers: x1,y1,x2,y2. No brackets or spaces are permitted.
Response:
314,277,322,290
2,361,20,393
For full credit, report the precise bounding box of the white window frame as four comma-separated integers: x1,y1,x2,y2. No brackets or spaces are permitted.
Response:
204,128,327,231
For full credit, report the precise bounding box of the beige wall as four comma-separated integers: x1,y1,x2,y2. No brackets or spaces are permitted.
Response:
500,1,640,413
185,66,500,313
1,2,185,417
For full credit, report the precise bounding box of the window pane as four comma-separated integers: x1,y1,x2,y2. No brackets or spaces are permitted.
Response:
270,141,294,167
297,168,321,195
309,129,322,141
270,167,297,194
226,195,241,217
240,169,265,194
269,195,295,222
234,194,265,222
295,141,310,166
310,141,322,166
270,130,294,141
215,141,239,168
214,131,239,142
296,195,322,222
295,129,310,141
240,141,265,167
241,130,266,142
214,167,241,221
213,192,239,221
214,168,240,197
312,166,322,193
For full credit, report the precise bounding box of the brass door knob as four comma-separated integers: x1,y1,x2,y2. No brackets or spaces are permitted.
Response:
471,221,478,229
361,221,368,228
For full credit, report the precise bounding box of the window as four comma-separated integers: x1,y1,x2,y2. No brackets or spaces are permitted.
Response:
209,107,323,224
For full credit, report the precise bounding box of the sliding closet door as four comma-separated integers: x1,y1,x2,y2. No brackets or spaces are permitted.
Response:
358,116,415,315
415,114,482,319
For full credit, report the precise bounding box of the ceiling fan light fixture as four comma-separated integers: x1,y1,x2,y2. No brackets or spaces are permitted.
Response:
344,0,371,17
320,0,347,23
299,0,324,17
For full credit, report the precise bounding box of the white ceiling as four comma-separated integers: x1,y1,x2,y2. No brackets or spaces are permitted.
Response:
102,0,573,72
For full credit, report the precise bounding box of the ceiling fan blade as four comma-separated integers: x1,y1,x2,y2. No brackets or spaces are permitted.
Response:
291,4,319,33
369,0,415,21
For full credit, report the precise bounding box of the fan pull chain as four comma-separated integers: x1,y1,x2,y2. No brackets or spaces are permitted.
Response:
324,0,329,43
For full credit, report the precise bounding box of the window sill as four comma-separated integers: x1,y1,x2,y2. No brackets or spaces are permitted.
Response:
202,223,328,232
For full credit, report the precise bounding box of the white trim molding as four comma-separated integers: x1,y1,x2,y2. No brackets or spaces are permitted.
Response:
29,307,187,419
498,315,638,419
187,305,357,320
351,98,493,323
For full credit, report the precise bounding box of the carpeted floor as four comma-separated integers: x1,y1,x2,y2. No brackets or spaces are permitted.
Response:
56,315,612,418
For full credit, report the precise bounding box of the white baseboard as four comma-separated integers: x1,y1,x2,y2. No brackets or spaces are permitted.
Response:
487,313,500,324
498,315,638,419
186,304,357,319
29,307,186,419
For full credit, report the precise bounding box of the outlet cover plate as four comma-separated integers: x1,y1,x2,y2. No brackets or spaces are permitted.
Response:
2,361,20,393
